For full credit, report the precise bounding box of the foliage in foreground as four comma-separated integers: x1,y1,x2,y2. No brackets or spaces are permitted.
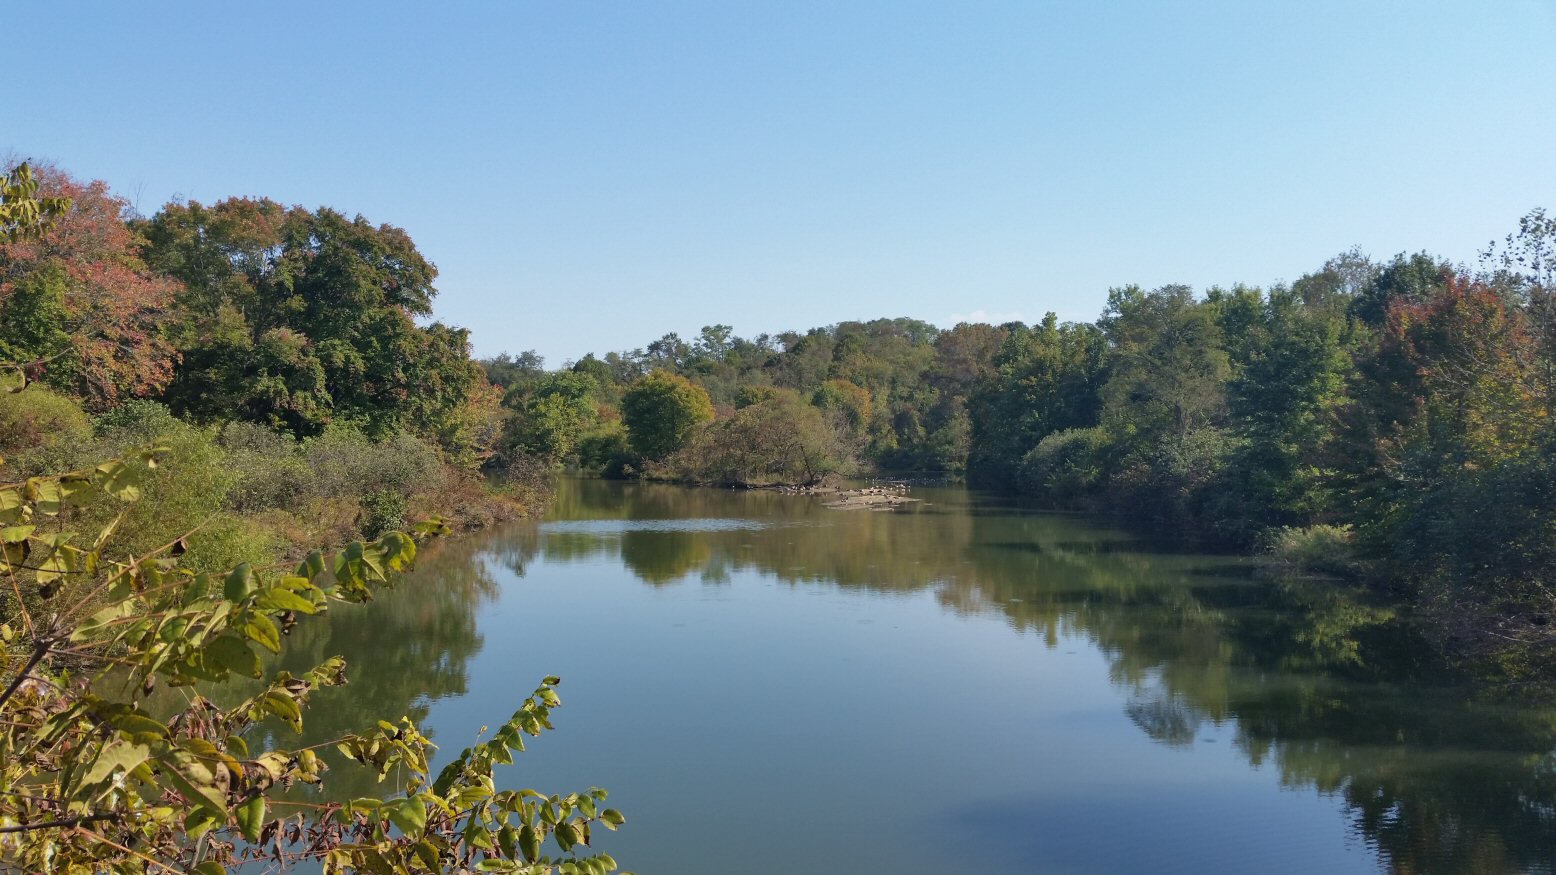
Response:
0,451,627,874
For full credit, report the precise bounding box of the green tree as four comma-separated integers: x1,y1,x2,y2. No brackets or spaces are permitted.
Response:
1339,274,1548,604
0,262,72,377
966,314,1106,487
621,371,713,462
1482,208,1556,410
1349,251,1452,327
505,372,601,463
141,198,482,440
1099,284,1229,441
1217,284,1354,537
812,378,871,428
668,389,848,486
483,351,548,392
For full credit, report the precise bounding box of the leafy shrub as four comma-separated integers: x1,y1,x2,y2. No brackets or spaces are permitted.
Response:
0,450,623,874
0,384,91,475
1266,524,1357,576
488,454,556,518
92,398,183,447
1018,426,1111,503
360,488,409,539
174,513,282,574
304,426,442,499
663,390,850,486
99,415,242,567
578,423,635,478
218,420,314,514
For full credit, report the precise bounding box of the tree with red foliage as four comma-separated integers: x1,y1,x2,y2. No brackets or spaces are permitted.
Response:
0,164,179,406
1338,273,1552,605
1364,274,1540,462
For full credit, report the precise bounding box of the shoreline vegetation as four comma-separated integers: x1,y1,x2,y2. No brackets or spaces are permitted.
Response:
486,213,1556,673
4,157,1553,669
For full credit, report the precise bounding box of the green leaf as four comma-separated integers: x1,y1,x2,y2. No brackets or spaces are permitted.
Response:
79,740,151,790
34,540,85,584
93,459,143,502
193,862,226,875
236,795,265,842
377,531,417,570
183,572,212,606
183,807,221,839
224,563,256,602
0,487,23,525
519,823,541,862
387,795,428,837
263,692,303,730
72,600,138,641
414,840,440,869
163,753,228,818
0,524,34,543
2,537,30,569
206,634,261,679
245,614,282,653
497,824,518,859
26,477,64,515
256,587,317,614
98,705,169,742
57,472,95,507
297,549,325,580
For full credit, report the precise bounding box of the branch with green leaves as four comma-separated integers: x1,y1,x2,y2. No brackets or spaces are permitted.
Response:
0,450,630,874
0,161,70,244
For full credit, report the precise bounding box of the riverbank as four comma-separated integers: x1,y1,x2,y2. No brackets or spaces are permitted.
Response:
0,390,551,582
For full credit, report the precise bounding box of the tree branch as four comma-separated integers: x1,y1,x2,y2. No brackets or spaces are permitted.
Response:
0,812,119,834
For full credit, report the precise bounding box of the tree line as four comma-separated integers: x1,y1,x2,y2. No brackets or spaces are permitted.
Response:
493,212,1556,657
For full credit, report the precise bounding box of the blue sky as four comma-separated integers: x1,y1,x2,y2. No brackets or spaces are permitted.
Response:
9,1,1555,364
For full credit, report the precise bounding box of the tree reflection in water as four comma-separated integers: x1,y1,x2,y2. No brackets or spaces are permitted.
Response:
261,477,1556,873
521,478,1556,874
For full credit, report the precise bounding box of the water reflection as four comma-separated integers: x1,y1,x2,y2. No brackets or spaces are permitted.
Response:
289,477,1556,874
224,534,504,802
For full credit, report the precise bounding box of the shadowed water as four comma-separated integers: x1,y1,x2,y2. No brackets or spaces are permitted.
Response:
268,478,1556,875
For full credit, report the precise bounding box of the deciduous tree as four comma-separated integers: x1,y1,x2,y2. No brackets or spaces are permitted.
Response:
621,371,713,461
0,165,179,406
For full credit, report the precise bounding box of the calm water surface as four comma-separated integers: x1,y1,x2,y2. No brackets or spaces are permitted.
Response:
271,479,1556,874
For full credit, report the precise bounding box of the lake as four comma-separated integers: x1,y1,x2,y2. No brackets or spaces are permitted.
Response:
270,477,1556,874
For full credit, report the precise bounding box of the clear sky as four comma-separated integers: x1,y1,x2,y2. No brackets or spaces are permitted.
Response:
8,1,1555,364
